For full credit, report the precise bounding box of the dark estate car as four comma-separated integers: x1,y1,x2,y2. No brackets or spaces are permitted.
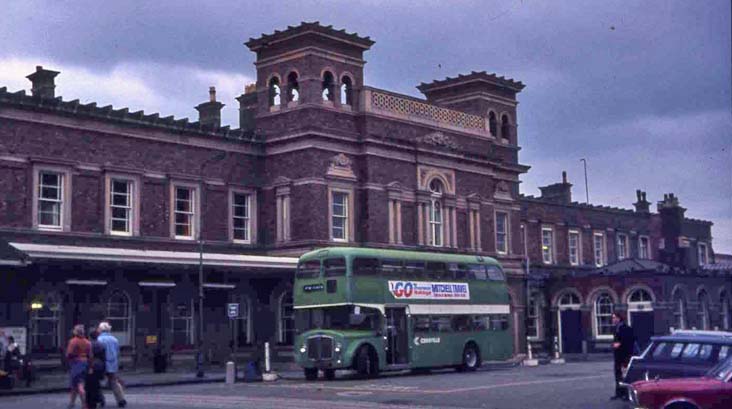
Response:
623,330,732,387
629,357,732,409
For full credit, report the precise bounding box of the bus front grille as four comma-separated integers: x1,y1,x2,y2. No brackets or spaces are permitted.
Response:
307,336,334,360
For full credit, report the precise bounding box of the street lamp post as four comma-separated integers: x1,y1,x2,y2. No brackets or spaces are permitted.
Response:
196,152,227,378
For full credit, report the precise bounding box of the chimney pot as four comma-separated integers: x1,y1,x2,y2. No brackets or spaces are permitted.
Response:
562,171,567,184
209,86,216,102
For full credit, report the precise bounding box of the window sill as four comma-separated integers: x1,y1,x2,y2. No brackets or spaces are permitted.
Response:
173,235,196,241
232,239,253,245
110,231,134,237
37,225,64,231
594,335,613,340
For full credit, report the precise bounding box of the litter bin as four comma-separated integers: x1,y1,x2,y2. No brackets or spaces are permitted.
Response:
243,360,262,382
153,349,167,373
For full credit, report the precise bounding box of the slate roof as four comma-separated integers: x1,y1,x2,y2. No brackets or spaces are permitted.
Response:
0,87,261,143
418,71,525,93
245,21,375,51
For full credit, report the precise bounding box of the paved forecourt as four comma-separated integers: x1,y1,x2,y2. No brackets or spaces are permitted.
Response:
1,361,630,409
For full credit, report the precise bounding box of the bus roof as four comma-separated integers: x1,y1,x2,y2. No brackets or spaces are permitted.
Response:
299,247,501,266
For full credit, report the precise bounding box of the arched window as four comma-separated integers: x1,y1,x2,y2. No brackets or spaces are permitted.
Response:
230,294,251,347
106,290,132,346
29,293,62,352
698,290,710,330
268,77,281,107
527,292,541,339
488,111,497,137
559,292,581,308
340,75,353,106
322,71,335,102
672,289,687,330
628,288,653,303
594,293,614,338
278,291,294,345
500,114,511,141
627,288,654,327
428,179,444,247
721,291,730,330
171,299,194,350
286,72,299,103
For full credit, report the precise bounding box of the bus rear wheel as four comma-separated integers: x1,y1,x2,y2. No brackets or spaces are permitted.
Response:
461,344,481,372
324,369,336,381
355,346,378,378
304,367,318,381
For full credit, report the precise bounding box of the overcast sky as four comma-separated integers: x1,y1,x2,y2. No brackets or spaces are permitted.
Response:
2,1,730,253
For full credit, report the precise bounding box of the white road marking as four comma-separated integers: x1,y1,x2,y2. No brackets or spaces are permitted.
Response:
271,374,611,394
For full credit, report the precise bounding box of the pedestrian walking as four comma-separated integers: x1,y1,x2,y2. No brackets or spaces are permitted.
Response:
66,324,92,409
87,329,107,409
3,336,20,373
97,322,127,408
610,312,635,400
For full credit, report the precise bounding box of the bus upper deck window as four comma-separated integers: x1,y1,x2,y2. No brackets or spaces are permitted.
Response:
381,259,403,276
404,261,425,279
425,262,448,279
450,263,468,280
353,257,380,276
486,265,505,281
296,260,321,278
324,257,347,277
468,264,487,281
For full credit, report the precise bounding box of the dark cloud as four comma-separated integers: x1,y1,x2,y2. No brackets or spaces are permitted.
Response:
2,0,730,251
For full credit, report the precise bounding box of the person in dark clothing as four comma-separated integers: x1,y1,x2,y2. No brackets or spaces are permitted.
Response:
87,330,106,409
610,312,635,400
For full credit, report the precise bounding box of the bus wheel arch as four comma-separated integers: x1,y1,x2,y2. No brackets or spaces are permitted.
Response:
461,341,481,371
354,343,379,378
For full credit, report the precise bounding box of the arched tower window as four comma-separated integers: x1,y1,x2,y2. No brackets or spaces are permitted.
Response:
340,75,353,106
322,71,335,102
286,72,299,103
488,111,497,137
428,179,444,247
278,291,294,345
594,293,614,338
268,77,281,107
672,289,687,330
501,114,511,142
29,293,62,352
107,290,132,346
698,290,710,330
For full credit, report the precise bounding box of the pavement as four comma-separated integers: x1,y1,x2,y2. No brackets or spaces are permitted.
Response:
0,355,530,397
1,360,630,409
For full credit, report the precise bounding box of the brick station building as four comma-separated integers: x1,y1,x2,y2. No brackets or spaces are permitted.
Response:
0,22,729,367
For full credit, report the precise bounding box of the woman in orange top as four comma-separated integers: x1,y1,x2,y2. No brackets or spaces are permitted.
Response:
66,324,92,409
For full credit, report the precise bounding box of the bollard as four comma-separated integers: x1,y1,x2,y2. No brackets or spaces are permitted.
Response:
225,361,236,384
523,338,539,367
550,335,565,364
264,341,271,373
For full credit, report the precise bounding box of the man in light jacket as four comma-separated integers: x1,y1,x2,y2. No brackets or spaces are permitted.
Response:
97,322,127,408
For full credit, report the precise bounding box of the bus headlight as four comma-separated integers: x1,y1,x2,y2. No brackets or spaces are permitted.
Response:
300,345,307,354
335,342,342,353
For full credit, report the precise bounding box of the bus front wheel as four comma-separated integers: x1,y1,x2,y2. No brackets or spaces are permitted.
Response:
355,346,378,378
461,343,481,372
304,367,318,381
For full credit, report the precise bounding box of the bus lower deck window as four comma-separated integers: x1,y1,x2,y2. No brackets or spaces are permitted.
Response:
324,257,346,277
297,260,321,278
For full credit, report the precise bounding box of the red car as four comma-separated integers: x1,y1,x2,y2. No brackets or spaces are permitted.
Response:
629,357,732,409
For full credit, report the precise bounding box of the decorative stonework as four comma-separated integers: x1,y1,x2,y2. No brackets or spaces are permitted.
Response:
419,131,458,150
326,153,356,180
370,90,485,132
494,180,512,200
417,166,455,194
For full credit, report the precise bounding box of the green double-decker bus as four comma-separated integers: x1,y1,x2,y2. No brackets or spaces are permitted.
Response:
293,247,513,380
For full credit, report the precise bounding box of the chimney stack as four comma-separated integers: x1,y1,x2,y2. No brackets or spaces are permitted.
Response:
195,86,225,128
236,84,258,131
538,171,573,205
633,189,650,213
26,65,60,99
